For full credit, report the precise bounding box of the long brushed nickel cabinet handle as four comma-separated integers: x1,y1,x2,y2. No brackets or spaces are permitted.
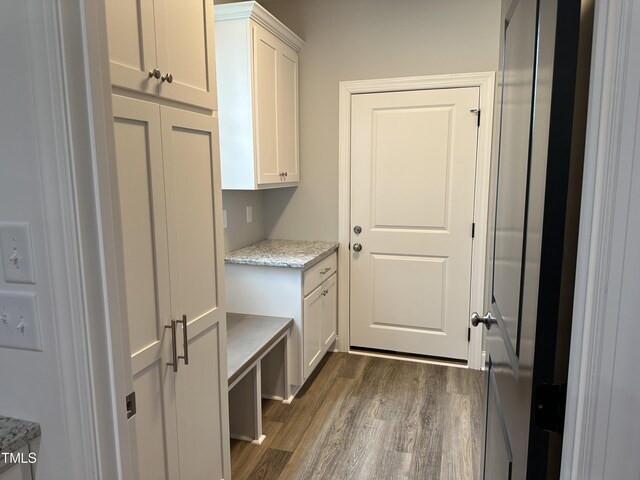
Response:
165,320,178,372
178,314,189,366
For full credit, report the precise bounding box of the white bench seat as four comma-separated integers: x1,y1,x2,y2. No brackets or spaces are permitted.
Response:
226,313,293,444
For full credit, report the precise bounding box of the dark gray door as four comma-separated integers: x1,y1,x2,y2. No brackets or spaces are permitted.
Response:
476,0,590,478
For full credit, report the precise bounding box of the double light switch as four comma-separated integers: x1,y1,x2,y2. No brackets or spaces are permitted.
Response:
0,223,41,351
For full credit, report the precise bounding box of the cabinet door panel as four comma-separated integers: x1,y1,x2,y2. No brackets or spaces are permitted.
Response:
277,46,299,182
112,95,178,480
321,274,337,351
160,106,231,479
253,23,280,185
175,324,226,480
155,0,217,109
106,0,158,94
303,286,323,379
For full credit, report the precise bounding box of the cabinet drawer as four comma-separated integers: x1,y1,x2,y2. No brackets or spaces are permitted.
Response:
303,253,337,296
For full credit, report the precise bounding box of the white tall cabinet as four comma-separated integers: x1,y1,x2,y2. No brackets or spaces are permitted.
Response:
214,1,304,189
106,3,230,479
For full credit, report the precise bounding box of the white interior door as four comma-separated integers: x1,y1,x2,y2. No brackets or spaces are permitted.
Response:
350,87,480,360
160,106,230,480
112,95,179,480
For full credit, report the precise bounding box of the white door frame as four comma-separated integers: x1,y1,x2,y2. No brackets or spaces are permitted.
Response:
337,72,495,370
561,0,640,477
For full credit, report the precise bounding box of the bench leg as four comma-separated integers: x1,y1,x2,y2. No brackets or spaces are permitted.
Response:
228,366,265,445
260,331,294,404
282,330,293,404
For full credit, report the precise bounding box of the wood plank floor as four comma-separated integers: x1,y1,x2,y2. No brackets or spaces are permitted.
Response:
230,352,486,480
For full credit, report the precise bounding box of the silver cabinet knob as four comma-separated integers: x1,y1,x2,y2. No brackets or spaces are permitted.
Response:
148,68,162,79
353,225,362,234
284,171,288,177
471,312,494,330
353,243,363,252
161,73,173,83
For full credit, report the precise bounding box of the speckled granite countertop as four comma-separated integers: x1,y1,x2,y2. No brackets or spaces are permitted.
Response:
0,416,40,454
225,239,339,269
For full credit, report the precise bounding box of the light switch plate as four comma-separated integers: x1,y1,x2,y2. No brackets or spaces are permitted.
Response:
246,206,253,223
0,222,36,284
223,209,228,229
0,291,42,351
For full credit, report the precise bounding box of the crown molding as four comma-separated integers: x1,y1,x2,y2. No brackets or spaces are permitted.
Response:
214,1,304,51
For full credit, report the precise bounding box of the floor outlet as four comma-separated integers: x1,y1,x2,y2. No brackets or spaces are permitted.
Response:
0,291,42,351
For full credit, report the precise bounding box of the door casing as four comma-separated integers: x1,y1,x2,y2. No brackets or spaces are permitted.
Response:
337,72,495,369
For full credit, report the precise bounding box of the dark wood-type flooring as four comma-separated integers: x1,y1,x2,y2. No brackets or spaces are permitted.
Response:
230,352,486,480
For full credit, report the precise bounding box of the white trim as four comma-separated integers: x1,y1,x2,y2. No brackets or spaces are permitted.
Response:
561,0,639,478
337,72,495,370
56,0,136,477
214,1,304,51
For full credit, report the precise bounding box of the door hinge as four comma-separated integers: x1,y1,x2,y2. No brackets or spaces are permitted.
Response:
472,222,476,238
470,109,481,126
126,391,137,420
467,327,471,342
534,383,566,433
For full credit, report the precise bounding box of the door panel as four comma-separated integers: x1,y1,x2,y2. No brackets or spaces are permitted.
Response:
175,324,225,480
491,0,537,364
105,0,158,94
160,106,230,479
277,47,299,181
154,0,217,109
132,362,177,480
350,87,479,360
484,366,513,480
112,95,178,480
303,285,323,379
321,274,337,349
253,24,280,185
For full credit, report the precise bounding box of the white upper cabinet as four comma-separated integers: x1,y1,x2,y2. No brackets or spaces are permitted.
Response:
214,1,303,189
106,0,217,110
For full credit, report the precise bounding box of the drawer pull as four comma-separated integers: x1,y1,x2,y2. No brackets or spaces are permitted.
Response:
320,267,331,275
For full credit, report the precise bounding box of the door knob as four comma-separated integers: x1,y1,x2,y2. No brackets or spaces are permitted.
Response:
353,225,362,234
471,312,494,330
353,243,363,252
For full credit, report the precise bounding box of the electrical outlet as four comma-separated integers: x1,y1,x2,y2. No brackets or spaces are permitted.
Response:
223,209,228,229
0,291,42,351
246,206,253,224
0,222,36,284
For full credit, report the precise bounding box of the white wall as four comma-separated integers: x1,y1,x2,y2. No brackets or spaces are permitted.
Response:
260,0,502,240
0,2,85,478
222,190,266,252
216,0,501,245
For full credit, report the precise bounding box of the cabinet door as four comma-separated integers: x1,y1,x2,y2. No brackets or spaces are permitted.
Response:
154,0,217,109
303,285,324,379
252,23,281,186
160,106,230,480
105,0,158,95
321,274,337,351
112,96,179,480
277,45,299,183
